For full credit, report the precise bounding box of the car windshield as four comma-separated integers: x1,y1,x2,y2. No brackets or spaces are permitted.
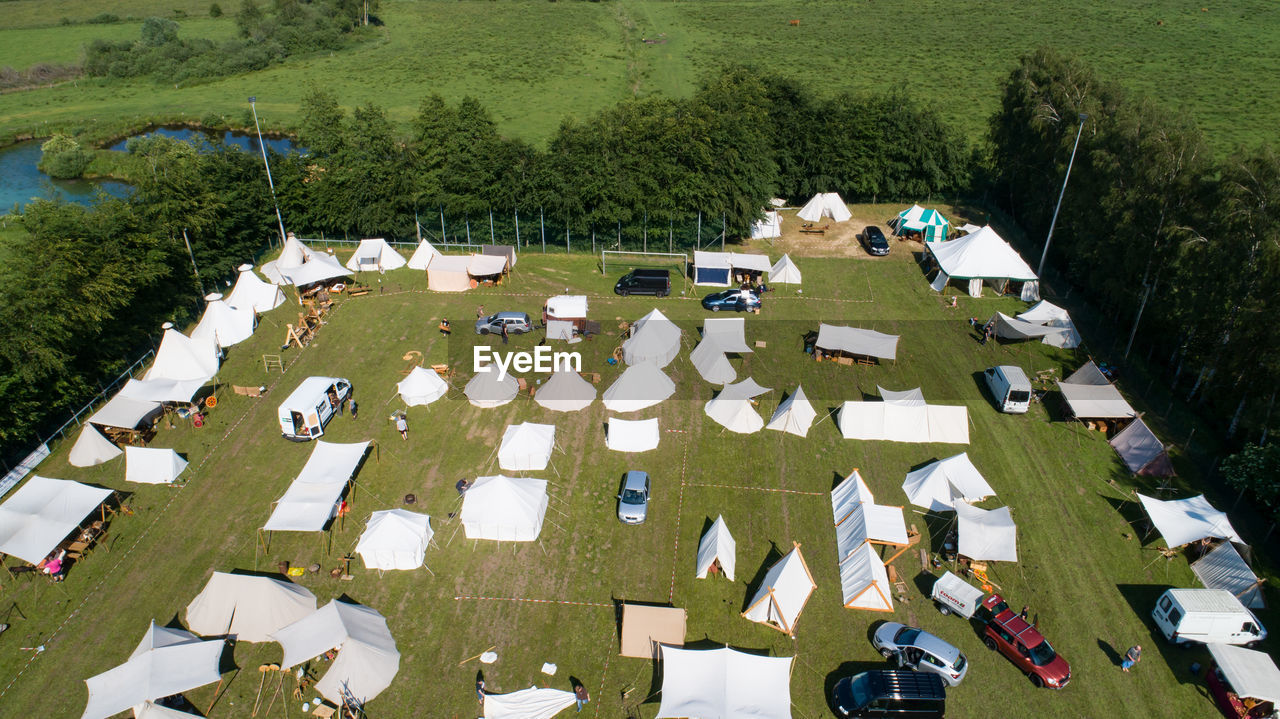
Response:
894,627,922,645
846,675,873,708
1028,640,1057,666
953,653,967,672
620,489,646,504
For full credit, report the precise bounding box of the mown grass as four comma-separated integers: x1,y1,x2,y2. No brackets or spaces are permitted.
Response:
0,0,218,30
0,19,238,70
0,221,1267,718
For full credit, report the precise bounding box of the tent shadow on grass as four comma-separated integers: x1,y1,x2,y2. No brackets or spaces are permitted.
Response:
740,542,783,614
1114,583,1214,688
1098,493,1156,546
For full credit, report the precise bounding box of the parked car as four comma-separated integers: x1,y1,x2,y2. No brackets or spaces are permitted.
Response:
475,311,533,335
614,269,671,296
616,470,650,524
983,365,1032,414
700,288,761,312
277,376,352,441
1151,588,1266,647
863,225,890,256
871,623,969,686
978,594,1071,688
830,669,946,719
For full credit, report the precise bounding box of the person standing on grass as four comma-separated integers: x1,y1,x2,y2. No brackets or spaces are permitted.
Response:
1122,644,1142,672
501,323,509,345
395,414,408,440
573,683,589,712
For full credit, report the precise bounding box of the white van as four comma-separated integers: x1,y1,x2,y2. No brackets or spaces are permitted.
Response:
278,376,352,441
983,365,1032,414
1151,588,1266,647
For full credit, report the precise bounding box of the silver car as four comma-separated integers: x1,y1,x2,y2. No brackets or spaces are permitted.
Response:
871,622,968,686
616,471,650,524
474,312,532,335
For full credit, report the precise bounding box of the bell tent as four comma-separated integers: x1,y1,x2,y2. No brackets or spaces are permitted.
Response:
534,368,596,412
271,599,400,705
464,365,519,408
191,293,255,349
184,571,317,642
355,509,434,571
397,366,449,407
460,475,549,542
622,309,683,367
226,264,285,313
602,363,676,413
345,238,407,272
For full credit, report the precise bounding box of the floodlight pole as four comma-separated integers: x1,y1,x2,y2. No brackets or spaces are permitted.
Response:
249,97,287,244
1037,113,1088,278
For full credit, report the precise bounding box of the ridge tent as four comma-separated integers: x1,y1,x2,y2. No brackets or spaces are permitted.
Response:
925,225,1039,300
813,324,899,362
461,475,549,541
68,425,123,468
1193,542,1265,609
226,264,285,313
1206,644,1280,708
345,238,407,272
271,599,400,705
797,192,851,222
465,365,520,408
602,363,675,413
987,312,1074,346
263,441,370,533
1110,417,1174,476
0,476,112,565
1057,361,1136,420
750,210,782,239
696,515,737,580
397,366,448,407
81,622,224,719
831,469,876,513
831,469,910,568
895,204,950,242
902,453,995,512
428,255,473,292
839,542,893,612
1138,494,1243,548
765,386,818,438
605,417,660,453
620,604,687,660
954,503,1018,562
768,253,802,284
742,544,816,636
692,252,773,286
622,309,682,367
690,318,752,385
184,572,317,642
1016,300,1081,348
482,244,517,268
534,369,596,412
655,646,793,719
356,509,434,571
498,422,557,471
191,293,255,349
147,325,219,385
690,338,737,385
406,239,442,270
87,393,163,435
123,446,187,485
481,687,577,719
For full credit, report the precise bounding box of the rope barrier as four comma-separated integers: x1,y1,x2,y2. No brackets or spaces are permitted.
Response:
683,483,826,496
667,430,692,603
453,595,612,608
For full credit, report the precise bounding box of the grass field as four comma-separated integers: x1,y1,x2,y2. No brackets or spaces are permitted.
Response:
0,210,1270,718
0,0,1277,150
0,19,238,70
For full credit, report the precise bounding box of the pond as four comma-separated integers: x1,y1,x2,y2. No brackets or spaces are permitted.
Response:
105,126,301,155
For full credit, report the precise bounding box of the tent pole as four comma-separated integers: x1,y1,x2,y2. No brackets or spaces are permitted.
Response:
205,676,226,715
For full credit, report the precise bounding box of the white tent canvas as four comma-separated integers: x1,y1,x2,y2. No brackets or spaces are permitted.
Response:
124,446,188,485
397,366,448,407
279,252,350,288
606,417,660,453
696,515,737,581
750,210,782,239
797,192,851,222
988,312,1073,345
926,225,1038,299
461,475,549,542
406,239,443,270
1110,417,1174,476
768,254,802,284
146,326,219,385
0,476,112,565
88,393,161,430
498,422,556,471
690,319,750,385
1017,300,1081,348
702,317,752,353
191,293,255,349
356,509,433,571
743,545,816,636
1058,361,1136,419
345,238,407,272
1207,643,1280,705
815,324,899,361
655,646,793,719
465,365,520,408
838,401,969,444
534,370,596,412
954,503,1018,562
184,572,317,642
1193,542,1265,609
468,253,508,277
117,377,208,403
705,378,770,434
81,622,224,719
831,469,876,516
766,386,818,437
602,363,675,413
836,501,909,551
134,701,201,719
69,425,122,468
622,309,682,367
428,255,473,292
263,441,369,533
1138,494,1243,547
902,453,995,511
272,600,400,705
260,236,318,284
690,338,738,386
839,542,894,612
226,264,285,313
482,687,577,719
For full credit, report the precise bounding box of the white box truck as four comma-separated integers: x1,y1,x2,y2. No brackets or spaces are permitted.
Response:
983,365,1032,414
278,376,352,441
1151,588,1266,647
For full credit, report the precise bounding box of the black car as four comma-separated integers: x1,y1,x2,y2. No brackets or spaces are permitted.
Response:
700,289,762,312
831,670,945,718
863,225,890,256
614,269,671,296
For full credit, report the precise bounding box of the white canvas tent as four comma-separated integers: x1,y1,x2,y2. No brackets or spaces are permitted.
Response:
704,378,771,434
765,386,818,437
406,240,442,270
1016,300,1081,348
690,318,752,385
356,509,433,571
831,471,908,549
69,425,123,468
750,210,782,239
81,622,224,719
606,417,660,453
988,312,1074,347
147,325,219,385
88,393,162,431
831,468,876,513
345,238,407,272
814,324,899,361
277,251,351,288
692,251,774,286
622,309,682,367
602,363,675,413
696,515,736,581
768,254,802,284
954,503,1018,562
901,453,995,512
465,365,519,408
468,253,509,278
397,366,448,407
0,476,112,565
655,646,793,719
124,446,188,485
838,542,893,612
184,572,317,642
1138,494,1243,548
427,255,472,292
742,544,816,636
1110,418,1174,476
534,369,596,412
134,702,201,719
117,377,208,404
260,235,318,284
1057,361,1136,419
482,687,577,719
263,441,369,533
1193,542,1265,609
925,225,1039,300
1207,644,1280,706
498,422,556,471
461,475,549,542
797,192,851,222
271,600,400,705
226,264,285,313
191,293,255,349
690,338,737,386
838,393,970,444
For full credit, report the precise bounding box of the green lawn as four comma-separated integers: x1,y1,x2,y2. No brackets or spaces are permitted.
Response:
0,19,237,69
0,0,218,30
0,228,1265,718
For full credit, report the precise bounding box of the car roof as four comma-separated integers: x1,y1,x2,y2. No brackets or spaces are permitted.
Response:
909,630,963,662
861,670,945,699
623,470,648,487
992,609,1047,646
493,311,528,319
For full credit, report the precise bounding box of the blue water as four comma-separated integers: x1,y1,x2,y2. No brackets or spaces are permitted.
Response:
106,127,301,155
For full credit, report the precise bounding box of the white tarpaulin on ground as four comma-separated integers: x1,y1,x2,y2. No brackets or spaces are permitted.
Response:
465,365,519,408
766,386,818,437
838,400,969,444
263,441,369,532
1058,361,1136,419
124,447,187,485
406,240,442,270
461,475,548,542
954,503,1018,562
705,378,771,434
81,622,224,719
815,324,899,360
185,572,317,642
428,255,472,292
1110,418,1174,476
118,376,208,403
191,293,256,349
838,542,893,612
272,600,400,705
623,309,682,367
69,425,122,468
606,417,660,453
1138,494,1243,547
696,515,736,581
1017,300,1081,348
88,393,161,430
1207,644,1280,704
902,453,995,511
534,370,596,412
498,422,556,471
743,545,816,636
769,254,802,284
655,646,793,719
602,363,675,413
356,509,433,571
345,238,407,272
397,366,448,406
226,264,285,314
750,210,782,239
0,476,111,565
797,192,851,222
1193,542,1265,609
482,687,577,719
147,326,219,385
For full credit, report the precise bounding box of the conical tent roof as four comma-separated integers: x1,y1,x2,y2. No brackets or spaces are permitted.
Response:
695,515,736,580
345,238,407,272
271,600,400,705
765,386,818,437
925,225,1037,281
226,264,285,313
146,326,219,384
356,509,434,571
407,239,442,270
260,236,318,285
622,309,682,367
534,369,596,412
902,453,996,511
69,425,122,467
498,422,556,471
797,192,851,222
768,253,802,284
704,395,764,434
124,446,188,485
191,293,255,348
460,475,549,541
185,571,317,642
464,365,519,408
742,544,816,636
602,363,675,413
954,503,1018,562
397,366,448,406
81,622,224,719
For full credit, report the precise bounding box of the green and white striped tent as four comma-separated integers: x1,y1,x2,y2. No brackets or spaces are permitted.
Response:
896,204,950,242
